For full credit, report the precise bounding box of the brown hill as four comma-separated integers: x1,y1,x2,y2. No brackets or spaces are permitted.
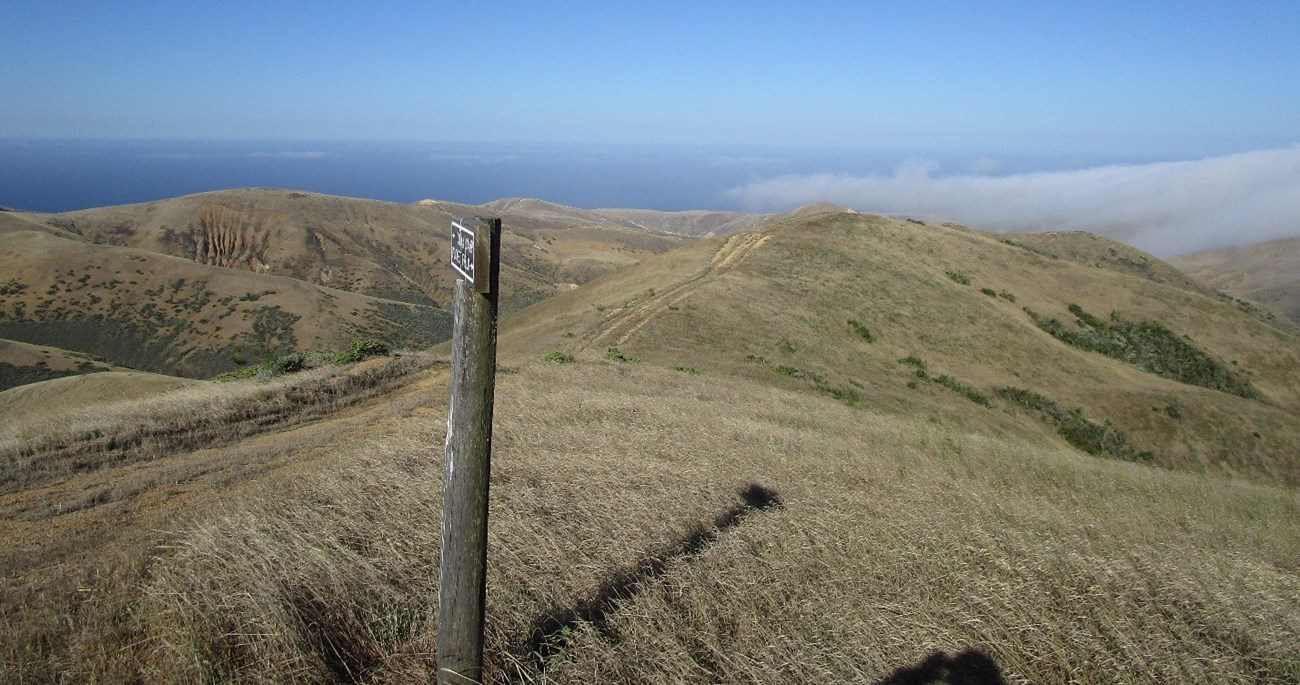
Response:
4,210,1300,683
0,189,689,380
500,210,1300,486
0,370,195,431
58,189,687,310
0,338,117,392
0,226,446,377
591,202,853,237
1170,235,1300,326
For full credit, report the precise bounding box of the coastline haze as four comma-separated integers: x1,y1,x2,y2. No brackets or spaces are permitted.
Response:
3,139,1297,257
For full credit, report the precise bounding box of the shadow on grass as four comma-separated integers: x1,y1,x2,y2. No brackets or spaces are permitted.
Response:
875,649,1009,685
516,483,783,675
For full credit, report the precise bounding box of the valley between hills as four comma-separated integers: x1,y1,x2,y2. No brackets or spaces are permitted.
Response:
1,189,1298,683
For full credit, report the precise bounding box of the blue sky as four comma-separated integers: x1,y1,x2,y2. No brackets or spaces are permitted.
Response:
5,1,1300,252
4,1,1298,156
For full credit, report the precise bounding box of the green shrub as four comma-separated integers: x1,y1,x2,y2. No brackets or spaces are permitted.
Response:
671,365,699,375
605,347,641,363
934,374,991,407
1024,305,1257,399
334,339,390,365
847,320,875,342
980,287,997,297
272,353,306,375
997,387,1153,463
898,356,927,371
897,357,988,406
945,269,971,285
542,351,574,364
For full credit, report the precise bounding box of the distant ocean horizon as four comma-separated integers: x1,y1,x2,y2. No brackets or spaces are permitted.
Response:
0,139,1133,215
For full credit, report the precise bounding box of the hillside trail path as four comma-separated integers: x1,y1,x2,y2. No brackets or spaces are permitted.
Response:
0,364,450,578
581,231,770,352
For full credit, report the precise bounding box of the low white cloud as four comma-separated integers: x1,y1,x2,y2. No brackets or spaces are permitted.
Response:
725,146,1300,256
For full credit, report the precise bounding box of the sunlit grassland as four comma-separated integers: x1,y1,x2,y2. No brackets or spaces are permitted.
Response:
16,359,1287,683
4,210,1299,683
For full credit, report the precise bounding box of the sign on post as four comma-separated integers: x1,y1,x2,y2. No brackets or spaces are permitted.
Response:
450,219,492,294
438,216,501,685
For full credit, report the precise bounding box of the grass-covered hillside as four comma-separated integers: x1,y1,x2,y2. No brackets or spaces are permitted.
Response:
1170,234,1300,327
1,210,1298,683
505,211,1300,486
0,189,688,381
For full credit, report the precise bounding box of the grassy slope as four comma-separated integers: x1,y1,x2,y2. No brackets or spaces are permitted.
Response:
2,212,1298,683
0,337,119,391
1170,235,1300,326
0,189,688,386
504,212,1300,486
0,227,447,378
0,370,195,429
6,357,1294,683
591,201,852,237
59,189,687,313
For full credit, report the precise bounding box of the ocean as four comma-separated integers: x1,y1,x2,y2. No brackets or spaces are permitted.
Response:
0,139,1126,214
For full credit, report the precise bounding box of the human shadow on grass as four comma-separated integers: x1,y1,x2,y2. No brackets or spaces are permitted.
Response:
874,649,1009,685
516,483,783,674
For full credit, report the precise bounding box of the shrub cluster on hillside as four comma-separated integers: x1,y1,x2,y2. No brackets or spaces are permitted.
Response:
1026,304,1258,399
746,354,859,406
997,387,1154,463
216,338,391,381
898,356,991,407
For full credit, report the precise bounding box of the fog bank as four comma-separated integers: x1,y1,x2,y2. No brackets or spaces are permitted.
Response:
725,146,1300,256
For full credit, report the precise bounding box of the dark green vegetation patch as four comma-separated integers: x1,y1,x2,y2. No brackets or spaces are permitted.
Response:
898,356,991,407
998,387,1154,463
1026,304,1258,399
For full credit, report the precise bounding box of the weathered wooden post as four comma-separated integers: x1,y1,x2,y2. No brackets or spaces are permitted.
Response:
438,216,501,685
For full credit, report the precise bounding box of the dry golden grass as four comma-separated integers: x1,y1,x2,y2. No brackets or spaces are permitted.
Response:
500,212,1300,486
0,189,695,382
0,353,448,683
0,353,439,497
1170,234,1300,326
0,369,195,425
27,359,1290,684
3,211,1299,683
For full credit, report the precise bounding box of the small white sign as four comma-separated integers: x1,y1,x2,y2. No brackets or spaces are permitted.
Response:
450,220,475,284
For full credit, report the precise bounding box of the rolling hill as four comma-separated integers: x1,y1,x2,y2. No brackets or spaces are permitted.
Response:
1170,235,1300,327
0,189,689,380
502,210,1300,486
3,205,1298,683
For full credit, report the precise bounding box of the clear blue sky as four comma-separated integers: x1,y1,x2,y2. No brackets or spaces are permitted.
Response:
3,1,1298,156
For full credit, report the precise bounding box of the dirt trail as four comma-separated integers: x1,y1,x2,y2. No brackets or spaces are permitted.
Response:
582,232,770,351
0,365,450,573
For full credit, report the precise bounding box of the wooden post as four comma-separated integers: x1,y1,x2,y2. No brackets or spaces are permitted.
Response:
438,216,501,685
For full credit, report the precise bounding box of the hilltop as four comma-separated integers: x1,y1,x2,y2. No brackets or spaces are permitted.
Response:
0,190,852,388
2,202,1299,683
